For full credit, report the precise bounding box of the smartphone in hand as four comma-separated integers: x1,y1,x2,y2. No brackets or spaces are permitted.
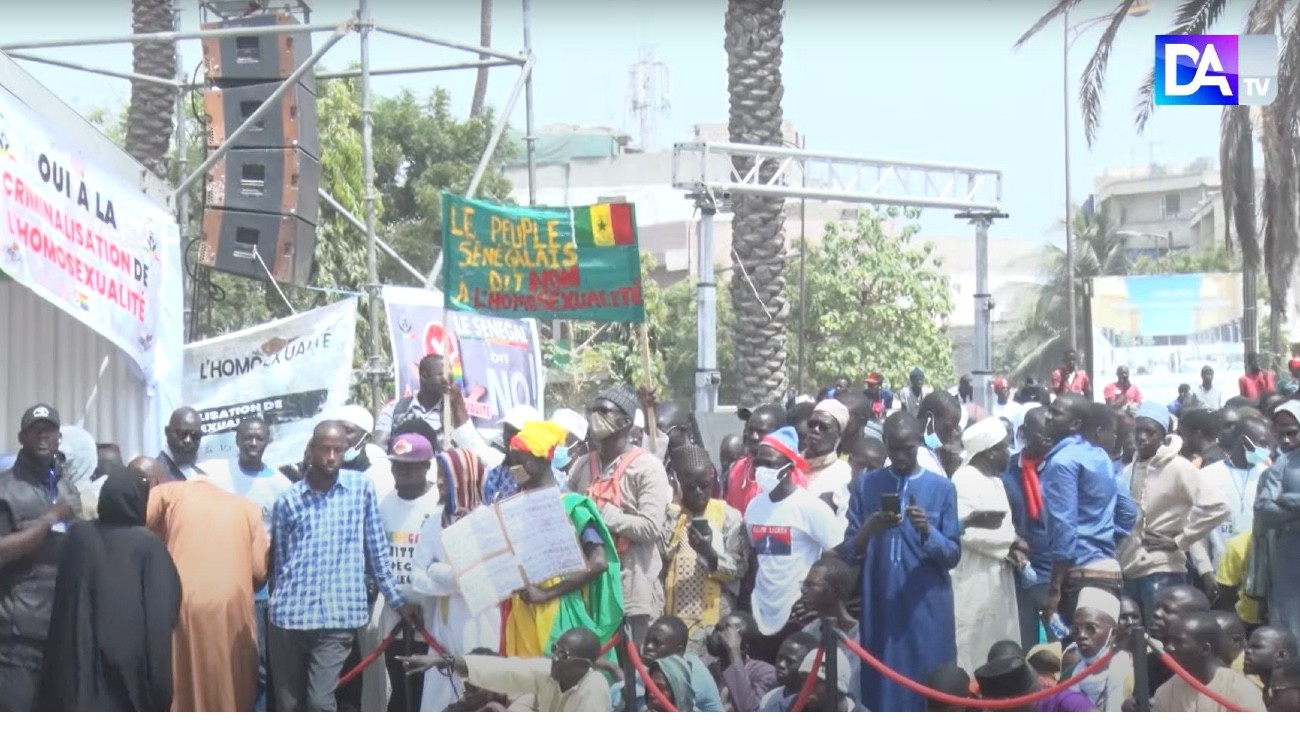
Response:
880,493,901,515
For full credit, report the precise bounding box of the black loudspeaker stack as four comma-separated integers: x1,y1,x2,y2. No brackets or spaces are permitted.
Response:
197,12,321,287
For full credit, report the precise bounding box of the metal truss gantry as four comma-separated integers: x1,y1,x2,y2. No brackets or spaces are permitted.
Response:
673,140,1006,414
0,0,540,415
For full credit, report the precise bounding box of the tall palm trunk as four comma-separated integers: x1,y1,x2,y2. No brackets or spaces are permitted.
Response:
725,0,789,404
125,0,177,180
469,0,493,118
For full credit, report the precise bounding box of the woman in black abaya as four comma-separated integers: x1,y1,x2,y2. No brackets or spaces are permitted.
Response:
38,465,181,711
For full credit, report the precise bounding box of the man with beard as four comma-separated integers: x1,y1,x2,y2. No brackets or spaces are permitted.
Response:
1002,406,1056,650
568,386,672,645
158,407,204,482
0,405,78,711
804,399,853,525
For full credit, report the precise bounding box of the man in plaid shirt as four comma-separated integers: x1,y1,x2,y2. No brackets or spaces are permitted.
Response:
268,420,421,712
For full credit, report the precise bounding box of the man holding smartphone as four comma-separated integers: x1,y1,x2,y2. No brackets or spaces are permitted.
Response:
837,411,961,712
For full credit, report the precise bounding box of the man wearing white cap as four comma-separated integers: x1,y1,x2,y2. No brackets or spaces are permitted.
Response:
1061,586,1133,711
805,400,853,527
950,417,1020,673
550,408,590,475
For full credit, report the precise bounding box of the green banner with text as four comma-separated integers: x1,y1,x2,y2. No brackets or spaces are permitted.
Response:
441,192,645,323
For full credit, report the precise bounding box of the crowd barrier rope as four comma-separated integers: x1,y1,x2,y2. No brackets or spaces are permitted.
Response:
335,621,1250,712
1146,637,1249,712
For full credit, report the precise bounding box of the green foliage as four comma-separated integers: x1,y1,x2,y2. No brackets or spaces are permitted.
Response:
1129,246,1238,276
88,75,515,404
795,208,957,390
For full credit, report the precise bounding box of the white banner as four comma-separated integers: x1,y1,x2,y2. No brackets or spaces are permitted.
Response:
184,298,358,468
0,86,181,377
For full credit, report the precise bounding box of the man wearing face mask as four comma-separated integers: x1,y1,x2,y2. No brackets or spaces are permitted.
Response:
743,427,841,661
1118,401,1229,626
916,392,962,478
1060,587,1133,711
336,405,395,504
1202,416,1271,569
568,386,672,646
725,404,788,514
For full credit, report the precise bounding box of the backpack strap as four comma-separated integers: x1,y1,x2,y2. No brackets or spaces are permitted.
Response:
609,446,646,485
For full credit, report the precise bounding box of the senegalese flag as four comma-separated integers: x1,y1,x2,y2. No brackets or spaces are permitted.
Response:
573,202,637,247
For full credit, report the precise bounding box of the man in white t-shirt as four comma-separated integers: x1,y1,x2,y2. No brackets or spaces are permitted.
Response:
197,415,293,712
376,433,442,712
743,426,841,660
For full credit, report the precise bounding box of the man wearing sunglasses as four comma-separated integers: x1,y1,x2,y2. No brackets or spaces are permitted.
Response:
804,400,852,527
159,406,206,482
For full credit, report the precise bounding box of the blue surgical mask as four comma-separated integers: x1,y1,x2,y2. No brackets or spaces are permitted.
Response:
552,444,572,470
1244,436,1269,466
923,417,941,451
343,446,361,463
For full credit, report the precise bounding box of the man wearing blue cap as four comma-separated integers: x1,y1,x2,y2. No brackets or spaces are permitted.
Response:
1118,401,1229,626
742,426,841,661
898,368,931,417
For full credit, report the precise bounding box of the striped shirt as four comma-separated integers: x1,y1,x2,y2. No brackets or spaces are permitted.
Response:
269,469,406,630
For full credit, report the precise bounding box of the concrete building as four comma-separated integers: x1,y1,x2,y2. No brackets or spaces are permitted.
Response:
1093,158,1222,256
502,122,1045,379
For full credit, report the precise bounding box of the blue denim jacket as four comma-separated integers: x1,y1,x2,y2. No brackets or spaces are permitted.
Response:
1041,434,1128,567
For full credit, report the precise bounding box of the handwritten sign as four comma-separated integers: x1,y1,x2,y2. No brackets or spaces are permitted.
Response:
0,85,178,374
441,192,645,323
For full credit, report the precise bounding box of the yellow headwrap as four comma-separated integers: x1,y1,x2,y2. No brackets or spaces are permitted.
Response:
509,420,569,458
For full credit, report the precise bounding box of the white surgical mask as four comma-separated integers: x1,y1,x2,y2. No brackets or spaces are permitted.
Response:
755,466,787,493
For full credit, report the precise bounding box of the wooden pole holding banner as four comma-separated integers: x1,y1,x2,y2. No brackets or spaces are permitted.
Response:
638,323,659,452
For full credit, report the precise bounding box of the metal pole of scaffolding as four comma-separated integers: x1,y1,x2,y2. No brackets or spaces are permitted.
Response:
522,0,537,207
956,211,1009,416
359,0,383,415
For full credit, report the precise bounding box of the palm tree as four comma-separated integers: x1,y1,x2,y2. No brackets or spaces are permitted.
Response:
469,0,493,118
725,0,790,404
125,0,177,181
1016,0,1300,365
1005,209,1131,379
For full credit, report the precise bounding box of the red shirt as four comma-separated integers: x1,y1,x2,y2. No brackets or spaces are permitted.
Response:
1103,382,1143,406
1051,368,1091,395
1239,371,1277,399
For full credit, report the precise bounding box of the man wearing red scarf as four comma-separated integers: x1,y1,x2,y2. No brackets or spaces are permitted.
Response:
725,404,787,515
1001,406,1054,650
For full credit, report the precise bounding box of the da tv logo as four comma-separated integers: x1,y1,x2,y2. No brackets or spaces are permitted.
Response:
1155,34,1277,106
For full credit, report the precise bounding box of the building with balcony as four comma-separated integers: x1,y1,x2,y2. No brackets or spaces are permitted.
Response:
1094,157,1221,257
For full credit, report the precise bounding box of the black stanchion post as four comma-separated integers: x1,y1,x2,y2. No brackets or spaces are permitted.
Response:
620,625,638,712
821,621,839,712
403,622,416,712
1132,626,1150,712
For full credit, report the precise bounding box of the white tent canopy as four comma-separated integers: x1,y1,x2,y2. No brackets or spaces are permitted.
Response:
0,51,181,460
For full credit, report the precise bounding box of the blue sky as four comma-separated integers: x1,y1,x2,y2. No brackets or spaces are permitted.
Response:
1,0,1240,242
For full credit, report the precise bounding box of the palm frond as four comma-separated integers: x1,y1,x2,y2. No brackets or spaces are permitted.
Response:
1078,0,1143,147
1276,4,1300,120
1221,106,1260,270
1169,0,1232,34
1013,0,1087,49
1133,68,1158,134
1010,334,1068,383
1244,0,1283,34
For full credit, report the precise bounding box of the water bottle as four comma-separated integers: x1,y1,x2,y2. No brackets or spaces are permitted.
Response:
1018,562,1038,585
1048,613,1070,640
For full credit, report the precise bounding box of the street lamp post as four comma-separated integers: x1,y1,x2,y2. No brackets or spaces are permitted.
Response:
1063,2,1151,352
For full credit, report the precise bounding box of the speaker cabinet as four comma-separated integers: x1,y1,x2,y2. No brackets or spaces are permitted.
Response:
201,13,315,93
203,81,319,158
199,208,317,286
206,148,322,225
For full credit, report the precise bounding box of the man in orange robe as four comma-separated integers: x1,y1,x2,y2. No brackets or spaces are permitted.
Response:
134,458,269,711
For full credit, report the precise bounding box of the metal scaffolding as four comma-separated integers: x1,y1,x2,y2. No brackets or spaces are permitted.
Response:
673,141,1006,414
0,0,538,414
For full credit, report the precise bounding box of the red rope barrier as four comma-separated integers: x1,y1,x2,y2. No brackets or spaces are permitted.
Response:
1153,647,1249,712
624,631,680,712
337,632,397,688
787,647,825,712
837,630,1117,710
600,632,623,656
